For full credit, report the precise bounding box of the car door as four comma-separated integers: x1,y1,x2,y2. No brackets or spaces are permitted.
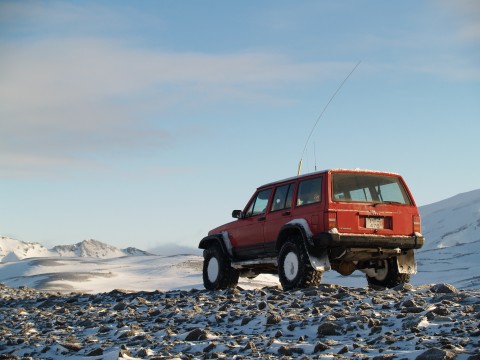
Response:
263,182,295,257
231,188,272,260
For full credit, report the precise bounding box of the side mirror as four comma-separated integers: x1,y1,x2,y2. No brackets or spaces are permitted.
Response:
232,210,244,219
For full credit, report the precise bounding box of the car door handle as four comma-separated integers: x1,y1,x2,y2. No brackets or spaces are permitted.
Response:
282,211,291,216
258,216,266,221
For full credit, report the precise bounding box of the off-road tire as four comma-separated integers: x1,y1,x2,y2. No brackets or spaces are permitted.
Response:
202,244,239,290
366,257,410,289
278,235,322,290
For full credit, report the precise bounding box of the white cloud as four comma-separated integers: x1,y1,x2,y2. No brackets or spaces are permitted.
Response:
441,0,480,42
0,37,353,178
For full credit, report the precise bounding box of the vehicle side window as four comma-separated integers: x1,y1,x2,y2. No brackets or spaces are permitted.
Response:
245,189,272,217
297,177,323,206
270,183,294,212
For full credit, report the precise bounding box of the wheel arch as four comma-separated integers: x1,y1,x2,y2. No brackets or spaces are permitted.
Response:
276,220,311,252
277,219,331,272
199,233,233,259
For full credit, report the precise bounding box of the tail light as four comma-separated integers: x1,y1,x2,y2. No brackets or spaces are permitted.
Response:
327,211,337,230
413,215,421,233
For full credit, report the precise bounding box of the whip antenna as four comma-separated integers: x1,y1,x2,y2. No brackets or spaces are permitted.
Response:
298,60,361,175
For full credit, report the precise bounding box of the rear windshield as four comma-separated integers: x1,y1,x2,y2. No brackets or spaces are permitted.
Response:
332,173,412,205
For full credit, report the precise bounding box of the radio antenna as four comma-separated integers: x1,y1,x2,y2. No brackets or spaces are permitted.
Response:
297,60,361,176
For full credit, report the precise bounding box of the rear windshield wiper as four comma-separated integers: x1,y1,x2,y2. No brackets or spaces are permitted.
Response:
372,201,403,206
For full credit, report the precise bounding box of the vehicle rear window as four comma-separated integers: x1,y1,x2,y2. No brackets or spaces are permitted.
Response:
332,173,412,205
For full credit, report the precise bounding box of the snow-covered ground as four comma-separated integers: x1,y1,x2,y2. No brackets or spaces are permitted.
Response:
0,189,479,359
0,254,282,293
0,248,478,294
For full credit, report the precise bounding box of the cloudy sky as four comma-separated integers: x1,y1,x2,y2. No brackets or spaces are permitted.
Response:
1,1,479,250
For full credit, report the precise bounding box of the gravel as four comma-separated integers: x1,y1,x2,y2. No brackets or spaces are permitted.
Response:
0,283,479,359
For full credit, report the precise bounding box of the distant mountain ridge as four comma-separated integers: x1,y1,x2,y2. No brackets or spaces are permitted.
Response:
53,239,126,258
0,236,51,263
0,237,152,263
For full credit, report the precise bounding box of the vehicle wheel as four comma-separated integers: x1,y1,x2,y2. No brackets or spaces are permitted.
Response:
202,244,239,290
366,257,410,289
278,236,322,290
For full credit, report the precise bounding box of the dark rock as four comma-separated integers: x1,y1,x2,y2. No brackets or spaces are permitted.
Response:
415,348,455,360
136,348,151,357
113,302,127,311
203,343,216,352
243,341,256,351
432,307,451,316
97,326,111,333
392,283,414,291
258,301,268,310
313,341,331,353
266,314,282,325
430,284,459,294
317,322,343,336
278,345,293,356
403,299,418,308
185,328,208,341
403,306,426,314
86,348,104,356
60,342,83,352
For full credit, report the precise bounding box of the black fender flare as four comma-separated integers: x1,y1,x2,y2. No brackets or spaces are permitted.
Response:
276,221,312,253
277,220,331,271
198,233,233,259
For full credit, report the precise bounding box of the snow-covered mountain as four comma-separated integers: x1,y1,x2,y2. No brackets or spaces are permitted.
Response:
420,189,480,249
0,236,52,263
51,239,152,258
413,189,480,289
0,237,151,263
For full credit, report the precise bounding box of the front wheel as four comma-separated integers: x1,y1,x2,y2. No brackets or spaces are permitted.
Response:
202,245,239,290
278,236,322,290
366,257,410,288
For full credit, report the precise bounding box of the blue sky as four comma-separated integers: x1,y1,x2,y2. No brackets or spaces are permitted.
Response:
1,1,479,250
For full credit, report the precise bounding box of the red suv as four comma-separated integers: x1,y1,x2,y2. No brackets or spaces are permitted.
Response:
199,169,424,290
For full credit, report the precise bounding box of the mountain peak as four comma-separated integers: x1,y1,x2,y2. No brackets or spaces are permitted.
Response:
53,239,126,258
0,236,52,263
1,237,152,262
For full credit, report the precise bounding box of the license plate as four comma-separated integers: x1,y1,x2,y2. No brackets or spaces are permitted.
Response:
366,217,384,229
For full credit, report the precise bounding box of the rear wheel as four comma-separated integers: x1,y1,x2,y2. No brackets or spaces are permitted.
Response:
202,244,239,290
278,235,322,290
366,257,410,288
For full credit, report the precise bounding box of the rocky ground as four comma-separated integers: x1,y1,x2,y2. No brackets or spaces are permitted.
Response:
0,283,479,360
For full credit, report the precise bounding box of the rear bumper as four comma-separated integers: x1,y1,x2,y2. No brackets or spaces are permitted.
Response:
312,231,425,250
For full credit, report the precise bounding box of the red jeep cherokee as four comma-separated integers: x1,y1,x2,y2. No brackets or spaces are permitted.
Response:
199,169,424,290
